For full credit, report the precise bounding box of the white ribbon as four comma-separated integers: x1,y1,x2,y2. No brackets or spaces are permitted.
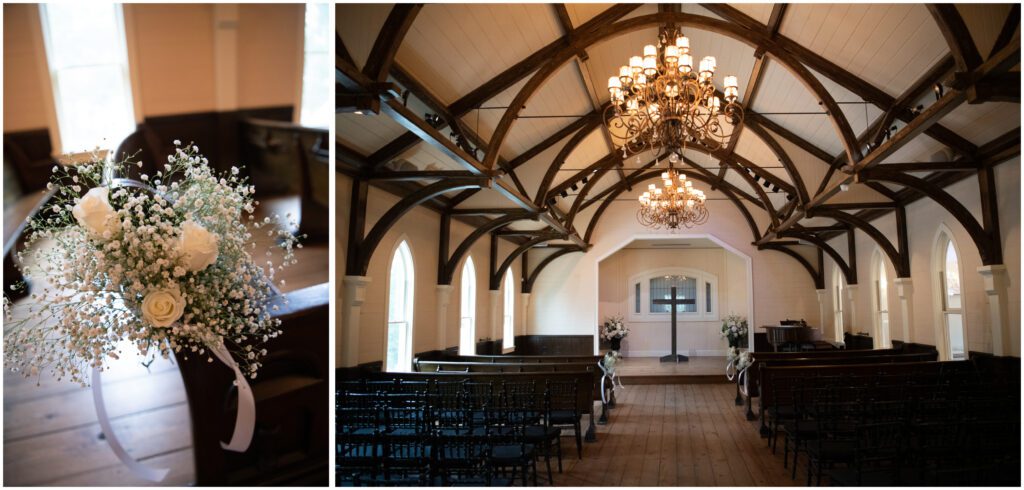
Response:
598,360,625,405
92,367,171,483
91,343,256,482
209,343,256,452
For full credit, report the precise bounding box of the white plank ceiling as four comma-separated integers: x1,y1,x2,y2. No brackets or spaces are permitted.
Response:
338,3,1019,238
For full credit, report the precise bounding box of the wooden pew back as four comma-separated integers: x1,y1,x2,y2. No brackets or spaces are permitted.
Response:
413,360,603,401
176,283,329,485
338,369,596,423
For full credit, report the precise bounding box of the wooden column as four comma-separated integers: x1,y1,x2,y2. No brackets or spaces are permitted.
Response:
435,284,453,351
978,265,1012,356
816,289,830,340
845,285,859,336
894,278,914,344
340,276,371,367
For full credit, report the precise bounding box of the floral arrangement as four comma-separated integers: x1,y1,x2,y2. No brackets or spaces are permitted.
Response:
600,315,630,340
720,314,748,345
3,142,300,385
726,346,753,371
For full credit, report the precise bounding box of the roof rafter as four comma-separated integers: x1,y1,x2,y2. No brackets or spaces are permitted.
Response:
701,3,978,158
366,3,640,167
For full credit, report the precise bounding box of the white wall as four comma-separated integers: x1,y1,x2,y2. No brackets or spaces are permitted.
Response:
821,159,1020,357
337,174,524,365
531,196,823,353
598,247,751,356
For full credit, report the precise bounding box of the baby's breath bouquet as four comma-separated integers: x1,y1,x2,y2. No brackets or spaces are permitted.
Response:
3,141,300,385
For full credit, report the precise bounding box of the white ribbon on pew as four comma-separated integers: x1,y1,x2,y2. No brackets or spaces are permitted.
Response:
92,343,256,482
92,367,171,483
209,342,256,452
598,361,625,405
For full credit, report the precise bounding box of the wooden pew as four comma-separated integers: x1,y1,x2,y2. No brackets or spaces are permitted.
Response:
757,359,977,436
338,368,601,443
413,360,606,437
176,283,329,485
738,350,937,421
416,352,601,364
415,354,613,426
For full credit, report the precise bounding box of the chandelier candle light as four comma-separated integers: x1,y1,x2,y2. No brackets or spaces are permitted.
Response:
605,25,744,229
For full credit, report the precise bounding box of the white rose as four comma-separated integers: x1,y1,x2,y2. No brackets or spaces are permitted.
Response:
178,220,219,272
72,187,120,238
141,286,185,327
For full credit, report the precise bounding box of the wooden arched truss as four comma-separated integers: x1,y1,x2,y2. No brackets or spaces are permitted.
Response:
338,3,1019,291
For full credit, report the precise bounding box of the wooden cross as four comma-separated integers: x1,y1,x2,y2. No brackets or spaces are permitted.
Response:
652,286,693,363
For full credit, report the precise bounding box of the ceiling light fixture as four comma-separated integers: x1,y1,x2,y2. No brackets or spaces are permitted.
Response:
604,25,744,230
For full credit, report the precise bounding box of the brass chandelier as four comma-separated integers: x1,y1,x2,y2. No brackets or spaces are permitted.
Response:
604,25,744,229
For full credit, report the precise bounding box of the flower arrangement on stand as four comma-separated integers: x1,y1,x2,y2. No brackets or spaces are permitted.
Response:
600,315,630,352
2,141,301,480
720,314,749,348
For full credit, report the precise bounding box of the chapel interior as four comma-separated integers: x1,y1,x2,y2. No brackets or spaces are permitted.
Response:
4,3,330,485
337,3,1021,487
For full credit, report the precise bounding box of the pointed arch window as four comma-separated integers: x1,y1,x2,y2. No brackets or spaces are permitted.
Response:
873,252,890,348
937,233,966,360
459,256,477,355
502,270,515,350
833,265,845,342
386,241,414,372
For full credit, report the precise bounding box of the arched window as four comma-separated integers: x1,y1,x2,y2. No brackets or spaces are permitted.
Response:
936,233,966,360
459,256,477,355
833,264,845,342
872,251,891,348
502,270,515,350
385,241,414,372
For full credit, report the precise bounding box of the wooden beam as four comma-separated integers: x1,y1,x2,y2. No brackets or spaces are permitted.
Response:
449,4,640,116
990,4,1021,58
367,170,478,181
365,4,636,167
702,3,977,157
362,4,422,82
926,4,983,73
336,142,369,169
867,162,979,173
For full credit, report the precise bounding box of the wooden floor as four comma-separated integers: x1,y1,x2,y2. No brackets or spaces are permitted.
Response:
3,195,328,486
557,384,797,487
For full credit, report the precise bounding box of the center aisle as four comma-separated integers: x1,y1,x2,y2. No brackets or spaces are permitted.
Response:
558,384,795,486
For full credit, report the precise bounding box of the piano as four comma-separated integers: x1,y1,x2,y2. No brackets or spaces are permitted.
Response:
761,320,837,352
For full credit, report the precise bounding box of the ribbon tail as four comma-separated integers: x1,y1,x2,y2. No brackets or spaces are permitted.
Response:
92,367,170,483
210,343,256,452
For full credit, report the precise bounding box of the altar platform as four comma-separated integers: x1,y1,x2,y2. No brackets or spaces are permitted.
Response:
607,355,731,385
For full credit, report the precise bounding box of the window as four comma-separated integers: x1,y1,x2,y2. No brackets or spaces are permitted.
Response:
459,256,476,355
634,282,641,313
937,234,966,360
873,252,890,348
627,268,718,322
502,270,514,350
833,265,845,341
39,4,136,154
385,241,414,372
650,275,697,313
298,3,330,128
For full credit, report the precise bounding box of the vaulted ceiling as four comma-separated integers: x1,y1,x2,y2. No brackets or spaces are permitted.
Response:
337,3,1020,286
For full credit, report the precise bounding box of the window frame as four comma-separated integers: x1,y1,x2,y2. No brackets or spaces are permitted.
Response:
833,264,845,342
871,250,891,348
296,3,330,128
38,3,137,155
502,270,515,351
459,256,477,355
934,231,968,360
626,267,719,323
384,239,415,372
